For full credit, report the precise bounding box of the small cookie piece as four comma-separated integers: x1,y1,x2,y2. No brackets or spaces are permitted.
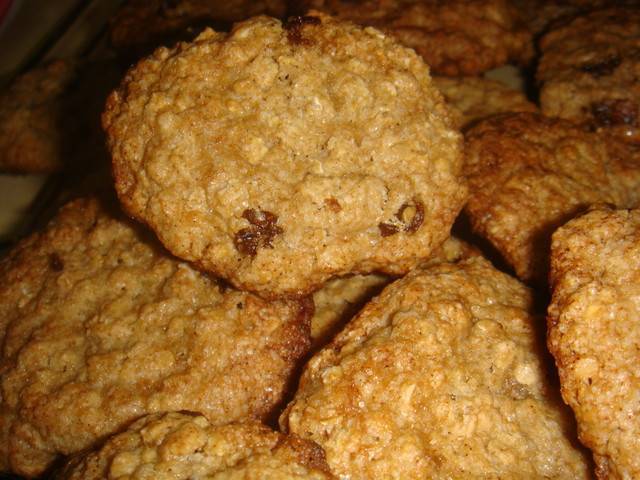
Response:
104,14,466,298
282,257,590,479
0,197,312,477
110,0,286,54
56,412,334,479
433,76,537,129
296,0,533,76
464,112,640,284
311,236,477,349
548,207,640,480
0,60,122,174
537,7,640,142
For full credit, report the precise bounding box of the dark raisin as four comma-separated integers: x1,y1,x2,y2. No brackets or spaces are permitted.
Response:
49,253,64,272
397,200,425,233
324,197,341,213
591,99,638,127
379,222,400,237
580,55,621,77
283,15,321,45
233,209,284,257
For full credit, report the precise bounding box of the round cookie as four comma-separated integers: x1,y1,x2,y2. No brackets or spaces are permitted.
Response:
103,13,466,298
433,76,537,130
464,112,640,284
295,0,533,76
537,7,640,143
56,412,334,479
0,197,312,477
548,207,640,479
281,257,590,479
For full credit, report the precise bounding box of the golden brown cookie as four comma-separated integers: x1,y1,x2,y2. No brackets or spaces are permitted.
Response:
548,207,640,480
295,0,533,75
537,7,640,142
104,14,466,298
0,197,312,477
433,76,537,129
281,257,590,479
56,412,334,479
464,112,640,284
110,0,286,54
310,236,477,349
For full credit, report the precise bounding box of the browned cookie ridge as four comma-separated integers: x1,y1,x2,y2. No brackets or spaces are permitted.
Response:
282,257,590,479
548,207,640,479
464,112,640,284
0,197,312,477
55,413,334,479
104,13,466,298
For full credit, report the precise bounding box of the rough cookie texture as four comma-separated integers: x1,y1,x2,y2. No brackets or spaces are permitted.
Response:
464,112,640,284
110,0,286,54
104,14,466,298
310,236,477,349
282,257,590,479
56,413,334,479
433,76,537,130
295,0,532,76
0,197,312,477
537,7,640,143
548,207,640,480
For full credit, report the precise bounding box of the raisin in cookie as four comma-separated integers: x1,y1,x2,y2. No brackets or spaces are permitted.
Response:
104,13,466,298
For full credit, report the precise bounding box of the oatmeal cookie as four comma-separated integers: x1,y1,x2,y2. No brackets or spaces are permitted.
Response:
310,236,477,349
548,207,640,480
433,76,537,129
0,197,312,477
537,7,640,143
294,0,533,76
464,112,640,284
104,14,466,298
0,59,122,174
281,257,590,479
56,412,333,479
110,0,286,54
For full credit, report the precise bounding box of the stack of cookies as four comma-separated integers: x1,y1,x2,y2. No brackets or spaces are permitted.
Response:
0,1,639,479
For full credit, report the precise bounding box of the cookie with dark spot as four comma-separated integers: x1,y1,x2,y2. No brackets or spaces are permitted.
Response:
55,413,334,479
104,13,466,298
464,112,640,284
537,7,640,143
0,197,312,477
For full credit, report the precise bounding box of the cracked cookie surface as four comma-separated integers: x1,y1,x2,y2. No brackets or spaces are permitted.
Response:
104,13,466,298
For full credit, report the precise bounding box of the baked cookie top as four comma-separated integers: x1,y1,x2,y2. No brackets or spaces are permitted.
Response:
537,7,640,142
281,257,590,479
56,413,334,479
464,112,640,284
110,0,286,53
548,207,640,480
433,76,537,129
104,13,466,298
297,0,533,75
0,197,311,477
